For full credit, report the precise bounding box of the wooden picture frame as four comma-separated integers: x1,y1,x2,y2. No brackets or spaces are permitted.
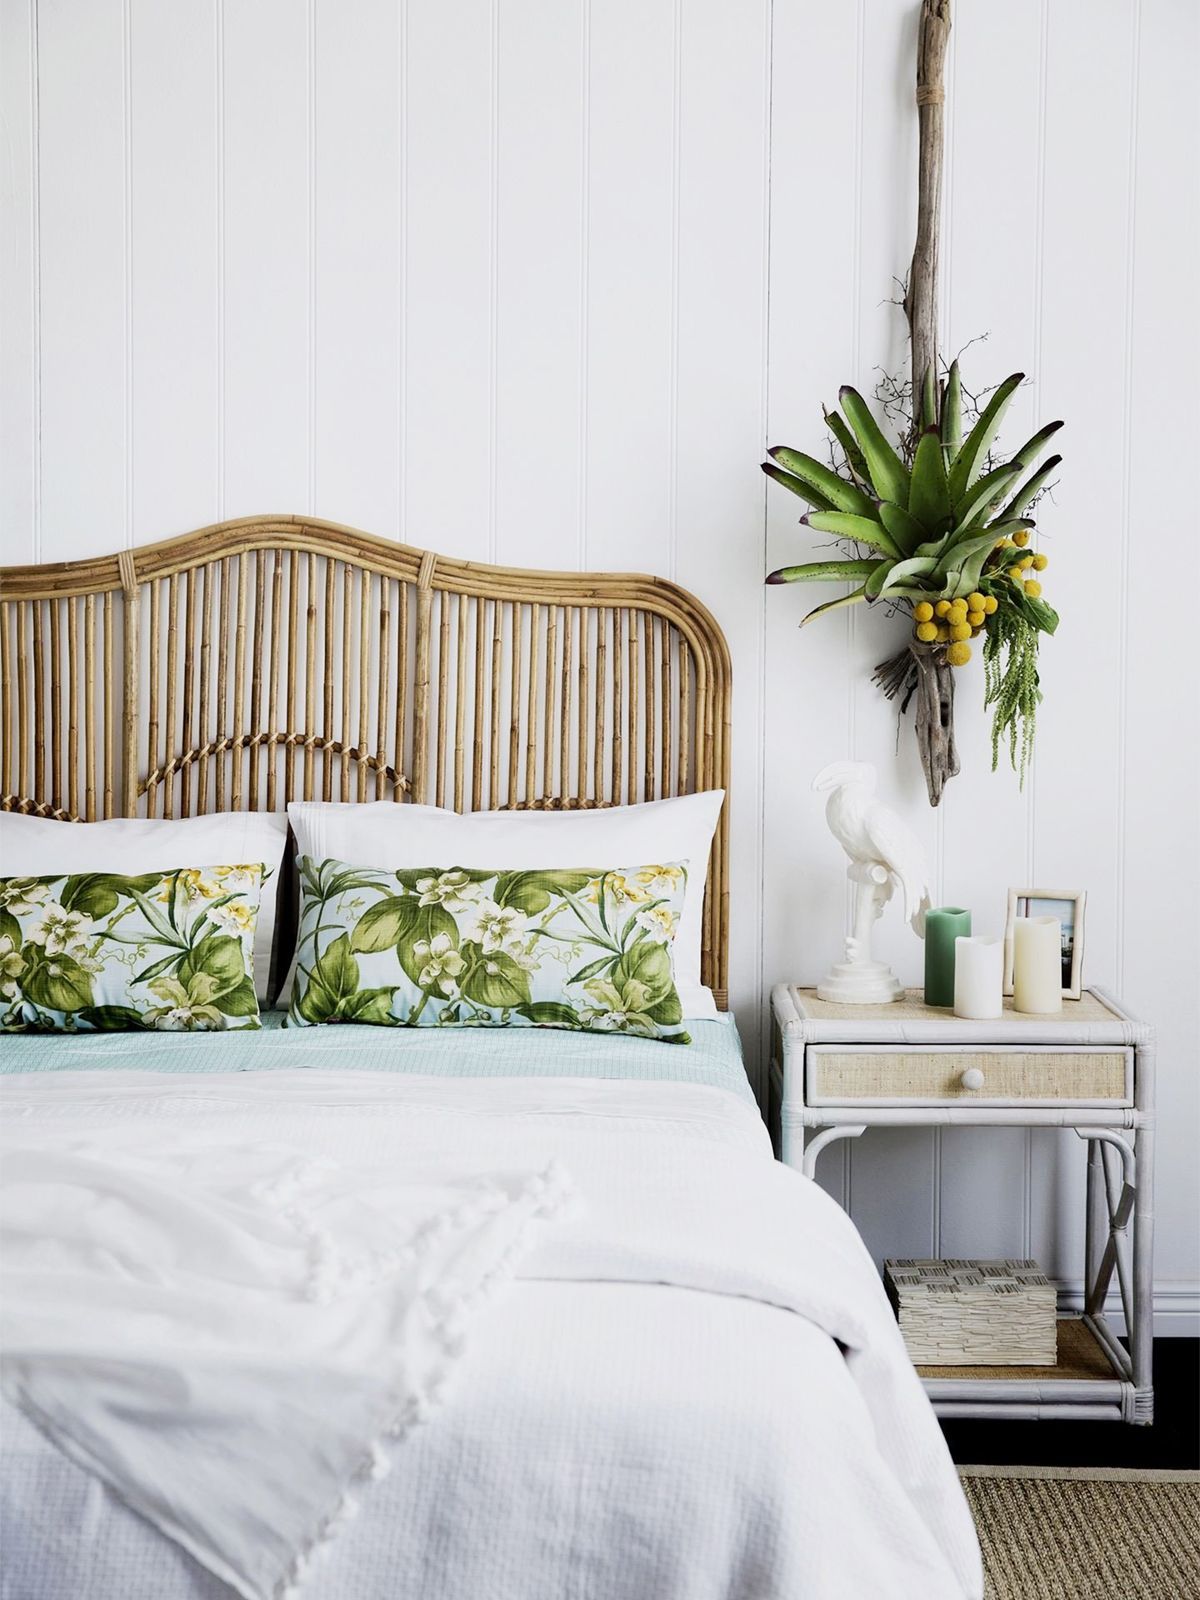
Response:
1003,888,1087,1000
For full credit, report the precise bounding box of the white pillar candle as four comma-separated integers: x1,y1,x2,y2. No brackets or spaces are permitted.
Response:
1013,915,1063,1015
953,935,1003,1020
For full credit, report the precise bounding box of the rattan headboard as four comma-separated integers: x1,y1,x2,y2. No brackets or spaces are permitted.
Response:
0,516,731,1004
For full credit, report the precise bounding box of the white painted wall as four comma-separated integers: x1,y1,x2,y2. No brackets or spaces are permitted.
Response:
2,0,1196,1327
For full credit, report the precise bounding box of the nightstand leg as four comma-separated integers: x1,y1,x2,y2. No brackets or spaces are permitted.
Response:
801,1124,866,1182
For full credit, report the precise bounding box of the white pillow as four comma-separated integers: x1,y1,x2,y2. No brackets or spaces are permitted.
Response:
287,791,725,1018
0,811,289,1004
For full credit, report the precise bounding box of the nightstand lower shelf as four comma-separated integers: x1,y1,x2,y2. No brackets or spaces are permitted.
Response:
919,1317,1140,1422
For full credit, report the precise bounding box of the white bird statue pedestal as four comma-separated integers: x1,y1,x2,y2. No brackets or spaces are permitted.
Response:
812,761,931,1006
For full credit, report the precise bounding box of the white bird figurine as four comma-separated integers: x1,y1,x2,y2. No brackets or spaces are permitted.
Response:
812,760,931,1005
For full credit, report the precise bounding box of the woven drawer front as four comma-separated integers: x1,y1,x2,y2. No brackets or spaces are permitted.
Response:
810,1049,1127,1101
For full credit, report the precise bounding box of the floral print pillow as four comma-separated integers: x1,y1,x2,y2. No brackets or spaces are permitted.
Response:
0,865,265,1032
288,858,692,1043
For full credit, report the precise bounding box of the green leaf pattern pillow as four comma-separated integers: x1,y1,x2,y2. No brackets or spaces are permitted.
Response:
0,865,265,1032
289,858,692,1043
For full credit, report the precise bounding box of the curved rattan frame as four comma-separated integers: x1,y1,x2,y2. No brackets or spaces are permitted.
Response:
0,515,731,1003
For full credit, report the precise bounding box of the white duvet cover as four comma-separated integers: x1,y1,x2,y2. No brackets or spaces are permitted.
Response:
0,1070,981,1600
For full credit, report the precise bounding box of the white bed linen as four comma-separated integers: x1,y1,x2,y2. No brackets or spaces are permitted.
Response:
0,1070,982,1600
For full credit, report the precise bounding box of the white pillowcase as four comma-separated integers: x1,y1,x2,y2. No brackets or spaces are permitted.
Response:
0,811,289,1004
287,791,725,1018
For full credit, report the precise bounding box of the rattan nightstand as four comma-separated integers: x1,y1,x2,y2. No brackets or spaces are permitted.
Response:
769,983,1155,1424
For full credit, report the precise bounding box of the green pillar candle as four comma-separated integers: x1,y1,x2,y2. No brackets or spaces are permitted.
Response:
925,906,971,1007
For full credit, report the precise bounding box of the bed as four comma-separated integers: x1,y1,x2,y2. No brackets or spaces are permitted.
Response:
0,518,980,1600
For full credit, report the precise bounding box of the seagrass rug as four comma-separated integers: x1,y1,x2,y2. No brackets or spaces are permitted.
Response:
959,1466,1200,1600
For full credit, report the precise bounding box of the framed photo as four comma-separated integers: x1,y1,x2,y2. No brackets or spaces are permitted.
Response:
1003,889,1087,1000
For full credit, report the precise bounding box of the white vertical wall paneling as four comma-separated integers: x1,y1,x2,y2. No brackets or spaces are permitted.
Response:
1027,0,1137,1288
1122,0,1200,1309
763,0,862,1207
583,0,675,575
0,0,37,560
221,0,310,515
938,0,1043,1266
130,0,218,542
1,0,1196,1323
493,1,583,572
671,0,771,1097
841,0,936,1260
401,0,493,561
36,0,127,557
312,0,401,536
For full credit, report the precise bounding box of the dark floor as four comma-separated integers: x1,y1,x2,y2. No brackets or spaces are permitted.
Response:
942,1338,1200,1469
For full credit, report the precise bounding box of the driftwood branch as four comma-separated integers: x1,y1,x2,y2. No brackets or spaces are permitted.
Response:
901,0,957,806
874,642,961,806
904,0,952,408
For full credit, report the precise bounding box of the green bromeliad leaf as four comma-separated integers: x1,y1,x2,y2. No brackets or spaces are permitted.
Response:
948,372,1024,503
761,461,837,513
799,586,868,627
838,387,909,505
941,359,963,454
876,500,924,556
766,448,877,517
802,511,900,559
907,428,952,533
766,558,881,585
865,555,940,602
822,407,870,485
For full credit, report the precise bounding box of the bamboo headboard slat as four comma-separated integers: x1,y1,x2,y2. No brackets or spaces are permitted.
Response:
0,516,732,1004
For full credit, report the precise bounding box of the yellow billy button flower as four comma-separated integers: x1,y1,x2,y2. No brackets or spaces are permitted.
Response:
934,599,952,618
946,641,972,667
936,624,951,642
966,609,985,627
1024,579,1043,598
913,601,935,623
1032,553,1048,571
967,592,986,613
983,595,999,614
1012,529,1030,547
915,621,938,643
950,621,972,642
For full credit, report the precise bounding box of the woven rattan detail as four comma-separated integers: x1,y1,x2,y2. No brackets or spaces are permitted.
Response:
810,1049,1128,1102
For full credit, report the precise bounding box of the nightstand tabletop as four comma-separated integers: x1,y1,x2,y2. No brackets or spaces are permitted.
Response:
776,984,1147,1046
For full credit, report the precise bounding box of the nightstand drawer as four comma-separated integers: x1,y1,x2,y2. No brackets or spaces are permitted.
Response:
806,1045,1131,1106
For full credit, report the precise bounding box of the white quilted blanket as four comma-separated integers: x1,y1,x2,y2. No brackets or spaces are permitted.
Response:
0,1070,981,1600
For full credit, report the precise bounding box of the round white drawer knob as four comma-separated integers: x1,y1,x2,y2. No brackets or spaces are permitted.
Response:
960,1067,985,1091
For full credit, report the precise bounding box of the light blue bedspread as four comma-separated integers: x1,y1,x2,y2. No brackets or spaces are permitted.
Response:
0,1012,753,1103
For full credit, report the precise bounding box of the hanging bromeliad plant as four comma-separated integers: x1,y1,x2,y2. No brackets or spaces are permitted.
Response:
763,0,1062,806
764,364,1062,803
